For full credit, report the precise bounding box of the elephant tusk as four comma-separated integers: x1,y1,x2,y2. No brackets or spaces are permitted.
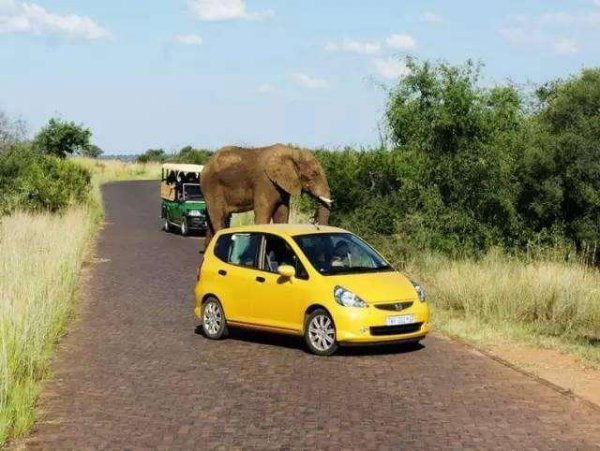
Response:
318,196,333,206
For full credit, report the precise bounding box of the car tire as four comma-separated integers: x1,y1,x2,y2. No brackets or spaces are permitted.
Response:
304,309,338,356
181,218,189,236
163,217,171,233
201,297,228,340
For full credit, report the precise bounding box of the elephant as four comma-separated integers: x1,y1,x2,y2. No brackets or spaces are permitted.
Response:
200,144,332,245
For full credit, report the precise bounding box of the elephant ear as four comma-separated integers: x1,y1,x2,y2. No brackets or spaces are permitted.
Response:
266,155,302,196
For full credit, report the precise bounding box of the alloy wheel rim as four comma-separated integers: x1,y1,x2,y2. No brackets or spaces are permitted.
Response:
308,315,335,351
203,302,222,336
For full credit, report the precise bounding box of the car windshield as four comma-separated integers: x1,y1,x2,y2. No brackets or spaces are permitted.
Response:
183,184,203,201
293,232,393,276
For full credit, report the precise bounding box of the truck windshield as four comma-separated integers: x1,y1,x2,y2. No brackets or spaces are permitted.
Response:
293,232,393,276
183,184,203,201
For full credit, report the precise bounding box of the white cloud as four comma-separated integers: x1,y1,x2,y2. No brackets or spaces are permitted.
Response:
257,83,276,94
172,34,203,46
374,58,410,80
499,11,595,55
291,73,328,89
386,33,417,51
325,38,381,55
421,12,443,23
0,1,112,40
553,37,578,55
188,0,274,21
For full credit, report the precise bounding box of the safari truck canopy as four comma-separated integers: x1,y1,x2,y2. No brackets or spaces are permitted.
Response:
161,163,204,174
161,163,204,201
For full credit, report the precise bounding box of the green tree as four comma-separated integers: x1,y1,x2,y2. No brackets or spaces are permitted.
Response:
519,69,600,248
33,118,92,158
383,59,525,251
137,148,167,163
79,144,104,159
172,145,213,164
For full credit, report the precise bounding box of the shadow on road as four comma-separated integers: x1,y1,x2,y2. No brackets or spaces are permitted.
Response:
194,325,426,357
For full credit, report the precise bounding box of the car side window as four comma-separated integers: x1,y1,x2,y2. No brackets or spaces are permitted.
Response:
262,234,309,280
228,233,261,268
213,234,232,262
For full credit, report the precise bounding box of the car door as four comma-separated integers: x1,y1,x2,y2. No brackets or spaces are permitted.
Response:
250,233,311,333
218,232,262,323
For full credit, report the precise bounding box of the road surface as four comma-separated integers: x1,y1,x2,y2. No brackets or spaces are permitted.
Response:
22,181,600,449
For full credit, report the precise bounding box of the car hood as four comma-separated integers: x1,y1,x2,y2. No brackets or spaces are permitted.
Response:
184,201,206,209
326,271,417,304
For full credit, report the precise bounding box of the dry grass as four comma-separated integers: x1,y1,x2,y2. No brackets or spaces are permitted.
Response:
75,157,162,184
0,209,95,442
393,249,600,367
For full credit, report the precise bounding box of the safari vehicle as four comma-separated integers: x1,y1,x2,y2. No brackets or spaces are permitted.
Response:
194,224,430,356
161,163,208,236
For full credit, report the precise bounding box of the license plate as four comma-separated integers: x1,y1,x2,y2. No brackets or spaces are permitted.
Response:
386,314,416,326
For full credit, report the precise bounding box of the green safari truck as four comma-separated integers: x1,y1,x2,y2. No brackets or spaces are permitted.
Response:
161,163,208,236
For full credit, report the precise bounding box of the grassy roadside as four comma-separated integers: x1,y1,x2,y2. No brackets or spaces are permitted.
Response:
0,159,160,444
378,243,600,369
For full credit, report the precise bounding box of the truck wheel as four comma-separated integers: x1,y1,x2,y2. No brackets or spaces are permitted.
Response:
181,218,189,236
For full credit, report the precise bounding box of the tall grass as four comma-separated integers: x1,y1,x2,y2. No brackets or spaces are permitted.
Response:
75,157,162,184
0,209,95,442
375,243,600,365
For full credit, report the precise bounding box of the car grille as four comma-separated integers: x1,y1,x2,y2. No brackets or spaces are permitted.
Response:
374,301,414,312
370,322,423,336
188,217,207,228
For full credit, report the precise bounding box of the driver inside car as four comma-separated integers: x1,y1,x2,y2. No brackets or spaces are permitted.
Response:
331,240,351,268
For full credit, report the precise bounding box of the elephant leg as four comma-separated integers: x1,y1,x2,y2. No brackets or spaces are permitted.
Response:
205,203,227,247
272,203,290,224
254,202,276,224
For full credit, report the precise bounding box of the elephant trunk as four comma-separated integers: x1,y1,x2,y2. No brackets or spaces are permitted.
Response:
317,203,331,225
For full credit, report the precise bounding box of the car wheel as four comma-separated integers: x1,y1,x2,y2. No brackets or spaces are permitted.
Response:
202,297,228,339
163,217,171,232
305,309,338,356
181,218,189,236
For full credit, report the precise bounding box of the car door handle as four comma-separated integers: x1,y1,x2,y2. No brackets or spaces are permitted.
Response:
218,269,227,276
256,276,265,283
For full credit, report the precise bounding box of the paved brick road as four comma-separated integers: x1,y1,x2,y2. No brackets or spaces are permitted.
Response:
21,181,600,450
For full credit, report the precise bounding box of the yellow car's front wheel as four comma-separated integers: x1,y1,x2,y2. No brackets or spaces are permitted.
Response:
305,309,338,356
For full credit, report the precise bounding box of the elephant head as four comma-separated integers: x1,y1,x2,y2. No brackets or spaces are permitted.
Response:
265,147,332,224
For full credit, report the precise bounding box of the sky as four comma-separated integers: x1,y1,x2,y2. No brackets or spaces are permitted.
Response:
0,0,599,155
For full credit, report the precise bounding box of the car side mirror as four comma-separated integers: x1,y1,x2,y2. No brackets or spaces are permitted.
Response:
277,265,296,279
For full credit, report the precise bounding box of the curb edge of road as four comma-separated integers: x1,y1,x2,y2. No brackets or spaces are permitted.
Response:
434,332,600,412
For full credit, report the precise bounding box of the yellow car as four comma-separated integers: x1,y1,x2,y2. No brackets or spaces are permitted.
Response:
194,224,430,356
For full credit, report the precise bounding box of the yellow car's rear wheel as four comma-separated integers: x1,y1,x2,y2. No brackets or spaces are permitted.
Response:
305,309,338,356
202,297,228,339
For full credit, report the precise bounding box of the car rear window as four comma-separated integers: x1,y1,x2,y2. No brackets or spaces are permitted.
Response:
213,234,232,262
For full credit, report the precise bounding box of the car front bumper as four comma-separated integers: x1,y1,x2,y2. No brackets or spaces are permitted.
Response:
333,302,431,344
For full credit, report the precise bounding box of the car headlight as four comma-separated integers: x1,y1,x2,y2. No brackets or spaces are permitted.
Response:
333,286,368,308
411,280,426,302
187,210,202,217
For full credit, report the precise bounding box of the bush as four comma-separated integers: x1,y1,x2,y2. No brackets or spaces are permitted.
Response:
313,60,600,259
0,146,91,215
137,148,167,163
33,118,92,158
170,145,213,165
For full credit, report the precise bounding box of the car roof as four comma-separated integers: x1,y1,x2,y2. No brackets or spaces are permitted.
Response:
220,223,349,237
